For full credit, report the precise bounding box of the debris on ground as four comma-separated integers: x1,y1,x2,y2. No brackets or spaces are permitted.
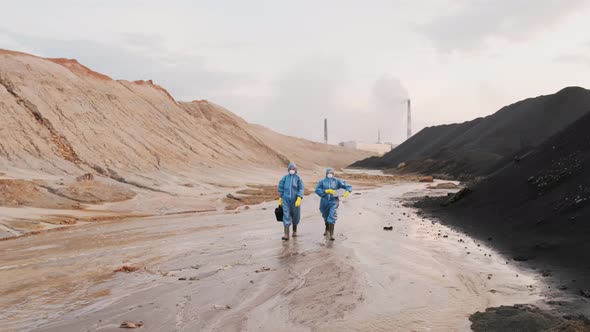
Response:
427,182,460,190
213,304,231,310
75,173,94,181
470,304,590,332
383,226,393,231
419,176,434,183
255,267,271,273
513,255,531,262
120,321,143,328
443,187,472,205
217,265,232,271
114,265,140,273
225,193,243,201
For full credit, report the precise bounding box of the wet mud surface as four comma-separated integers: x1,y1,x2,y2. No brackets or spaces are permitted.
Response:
0,183,565,331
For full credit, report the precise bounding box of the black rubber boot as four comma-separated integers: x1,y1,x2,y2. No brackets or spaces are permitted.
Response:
323,222,329,236
329,224,335,241
282,226,290,241
292,224,298,237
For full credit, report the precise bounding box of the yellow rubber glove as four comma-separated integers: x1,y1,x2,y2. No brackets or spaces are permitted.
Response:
295,197,302,207
343,191,350,198
278,197,282,206
325,189,336,195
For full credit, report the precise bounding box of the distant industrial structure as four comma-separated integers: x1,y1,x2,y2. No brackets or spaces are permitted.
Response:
326,96,411,154
406,99,412,139
339,141,395,155
324,118,328,144
339,127,396,155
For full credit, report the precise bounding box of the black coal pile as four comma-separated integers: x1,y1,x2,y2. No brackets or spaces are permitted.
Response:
423,109,590,289
352,87,590,179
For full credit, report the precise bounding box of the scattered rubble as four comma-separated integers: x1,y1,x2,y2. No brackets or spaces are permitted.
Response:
419,176,434,183
213,304,231,310
427,182,460,190
470,304,590,332
76,173,94,181
120,321,143,328
113,265,140,273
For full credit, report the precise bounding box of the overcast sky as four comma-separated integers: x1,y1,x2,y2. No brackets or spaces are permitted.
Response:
1,0,589,144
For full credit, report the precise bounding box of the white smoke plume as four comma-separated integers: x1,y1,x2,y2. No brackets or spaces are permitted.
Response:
370,75,410,144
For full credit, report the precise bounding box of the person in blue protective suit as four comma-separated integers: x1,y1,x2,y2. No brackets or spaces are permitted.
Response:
278,162,304,241
315,168,352,241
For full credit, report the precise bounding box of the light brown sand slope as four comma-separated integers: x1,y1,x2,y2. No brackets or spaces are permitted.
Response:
0,49,372,185
0,48,373,236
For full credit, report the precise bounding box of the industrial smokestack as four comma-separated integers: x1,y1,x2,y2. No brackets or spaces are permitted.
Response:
378,128,381,144
406,99,412,139
324,118,328,144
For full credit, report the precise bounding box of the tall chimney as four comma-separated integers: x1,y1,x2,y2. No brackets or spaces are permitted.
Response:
378,128,381,144
324,118,328,144
406,99,412,139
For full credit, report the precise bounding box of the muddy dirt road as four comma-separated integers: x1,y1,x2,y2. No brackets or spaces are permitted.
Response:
1,183,543,331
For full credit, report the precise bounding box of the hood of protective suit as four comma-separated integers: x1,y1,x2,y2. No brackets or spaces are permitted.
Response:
325,167,334,177
288,162,298,173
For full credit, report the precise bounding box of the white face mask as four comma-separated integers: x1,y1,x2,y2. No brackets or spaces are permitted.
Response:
289,169,296,175
327,173,334,179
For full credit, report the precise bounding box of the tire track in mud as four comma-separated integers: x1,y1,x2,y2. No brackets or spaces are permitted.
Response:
175,294,192,329
280,247,365,329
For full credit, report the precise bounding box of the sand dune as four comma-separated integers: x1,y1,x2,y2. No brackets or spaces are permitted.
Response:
0,49,372,237
0,49,370,180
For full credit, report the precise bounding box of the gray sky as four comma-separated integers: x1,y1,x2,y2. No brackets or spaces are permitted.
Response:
1,0,589,144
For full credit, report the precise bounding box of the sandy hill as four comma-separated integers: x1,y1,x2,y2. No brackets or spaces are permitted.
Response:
352,87,590,179
0,49,370,182
0,49,372,237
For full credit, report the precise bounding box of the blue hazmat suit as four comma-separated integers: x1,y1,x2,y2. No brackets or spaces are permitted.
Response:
315,168,352,224
278,163,304,227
